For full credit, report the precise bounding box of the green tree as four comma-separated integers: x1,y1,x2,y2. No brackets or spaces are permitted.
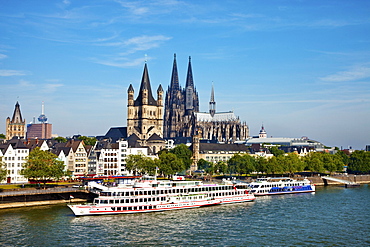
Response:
158,152,184,177
169,144,193,170
53,136,67,143
303,152,325,174
78,136,97,146
0,157,7,182
284,153,305,176
21,147,65,188
0,133,6,139
228,154,245,175
197,159,214,174
125,154,148,175
241,154,256,175
348,150,370,173
269,146,285,157
214,161,228,175
255,156,269,175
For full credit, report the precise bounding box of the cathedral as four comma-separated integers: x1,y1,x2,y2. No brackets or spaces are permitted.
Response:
126,55,249,154
163,54,249,143
163,54,199,139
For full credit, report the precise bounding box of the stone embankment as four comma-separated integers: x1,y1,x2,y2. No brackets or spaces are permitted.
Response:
0,187,94,209
308,174,370,186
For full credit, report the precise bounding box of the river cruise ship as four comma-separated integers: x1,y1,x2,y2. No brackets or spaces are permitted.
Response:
68,178,255,216
248,177,315,196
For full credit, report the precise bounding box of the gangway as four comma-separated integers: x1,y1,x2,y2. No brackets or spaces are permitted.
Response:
322,176,360,187
87,181,109,191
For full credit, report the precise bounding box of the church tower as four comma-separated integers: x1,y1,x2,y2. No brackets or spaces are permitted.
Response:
259,125,267,138
209,84,216,117
164,54,199,139
6,101,26,140
127,63,163,140
184,56,199,116
164,54,185,138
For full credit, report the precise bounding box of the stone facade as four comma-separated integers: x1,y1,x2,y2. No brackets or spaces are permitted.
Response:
127,63,165,154
6,102,26,140
164,54,199,139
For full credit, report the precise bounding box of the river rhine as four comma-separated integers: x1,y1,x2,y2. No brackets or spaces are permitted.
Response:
0,185,369,246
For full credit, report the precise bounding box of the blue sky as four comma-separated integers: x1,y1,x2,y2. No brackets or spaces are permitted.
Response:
0,0,369,150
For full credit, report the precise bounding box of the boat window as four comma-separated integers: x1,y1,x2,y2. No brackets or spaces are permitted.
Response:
123,207,127,210
135,199,138,203
128,207,132,210
139,198,143,202
135,191,138,196
148,191,151,195
115,200,119,204
130,191,134,196
109,200,114,204
130,199,134,203
117,207,121,211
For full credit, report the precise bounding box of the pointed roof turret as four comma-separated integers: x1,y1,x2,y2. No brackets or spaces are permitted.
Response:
157,84,163,93
11,101,24,123
135,63,157,106
185,56,194,88
170,53,180,91
128,84,134,93
209,84,216,117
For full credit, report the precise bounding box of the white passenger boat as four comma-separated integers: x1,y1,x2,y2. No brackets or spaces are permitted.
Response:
68,178,255,216
248,177,315,196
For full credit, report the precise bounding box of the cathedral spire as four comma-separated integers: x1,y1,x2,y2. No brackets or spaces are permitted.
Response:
209,84,216,117
185,56,194,88
170,53,180,91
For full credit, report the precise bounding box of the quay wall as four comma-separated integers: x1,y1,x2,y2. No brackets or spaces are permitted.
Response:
0,190,95,209
308,174,370,186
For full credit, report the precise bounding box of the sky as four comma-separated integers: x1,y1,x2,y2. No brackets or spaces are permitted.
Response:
0,0,369,150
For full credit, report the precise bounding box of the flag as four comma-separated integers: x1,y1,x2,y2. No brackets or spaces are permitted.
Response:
70,195,74,199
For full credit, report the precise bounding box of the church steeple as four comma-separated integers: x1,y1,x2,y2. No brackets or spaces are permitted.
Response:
170,53,180,91
185,56,198,113
6,101,26,140
185,56,194,88
11,101,23,123
135,63,157,106
209,84,216,117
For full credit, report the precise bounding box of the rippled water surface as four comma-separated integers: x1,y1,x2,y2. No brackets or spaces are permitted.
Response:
0,185,369,246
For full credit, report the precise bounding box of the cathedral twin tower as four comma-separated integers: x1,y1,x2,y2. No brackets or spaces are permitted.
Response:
127,54,249,145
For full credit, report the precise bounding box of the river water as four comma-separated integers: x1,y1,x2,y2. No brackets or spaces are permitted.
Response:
0,185,369,246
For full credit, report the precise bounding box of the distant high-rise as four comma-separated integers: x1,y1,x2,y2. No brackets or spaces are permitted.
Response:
6,101,26,140
26,102,52,139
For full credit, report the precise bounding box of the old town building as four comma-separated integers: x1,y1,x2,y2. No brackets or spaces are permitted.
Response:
6,102,26,140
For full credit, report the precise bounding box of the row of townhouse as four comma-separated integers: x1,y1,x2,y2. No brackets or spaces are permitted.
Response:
0,137,152,183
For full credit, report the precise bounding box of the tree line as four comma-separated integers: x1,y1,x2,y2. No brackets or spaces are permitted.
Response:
198,150,370,176
1,145,369,184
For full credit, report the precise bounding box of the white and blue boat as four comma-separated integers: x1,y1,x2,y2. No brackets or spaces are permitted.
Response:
248,177,315,196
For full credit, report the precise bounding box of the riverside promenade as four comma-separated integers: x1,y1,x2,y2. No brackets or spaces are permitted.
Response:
0,187,92,209
1,175,369,209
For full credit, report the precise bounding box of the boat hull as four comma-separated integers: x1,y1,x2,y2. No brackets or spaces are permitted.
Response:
68,200,222,216
253,189,315,196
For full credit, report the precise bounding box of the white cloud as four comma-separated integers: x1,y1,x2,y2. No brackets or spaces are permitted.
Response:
0,54,7,59
43,83,64,93
320,65,370,82
18,79,34,87
0,70,27,76
93,56,148,68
